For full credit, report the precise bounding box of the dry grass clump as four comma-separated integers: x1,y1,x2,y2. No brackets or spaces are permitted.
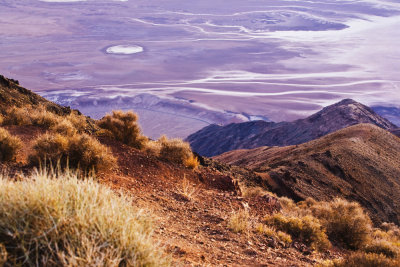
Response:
256,224,292,246
67,111,89,133
364,239,399,259
144,136,199,169
0,244,6,266
143,139,162,156
0,170,170,266
177,177,199,201
29,133,116,172
183,154,200,169
0,128,22,162
310,198,372,250
51,119,78,136
242,186,268,198
1,106,90,134
228,209,250,233
264,213,330,251
30,106,61,128
97,110,147,149
324,252,400,267
159,135,192,164
2,107,31,125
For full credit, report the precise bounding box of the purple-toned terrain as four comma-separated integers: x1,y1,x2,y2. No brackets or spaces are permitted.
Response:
1,0,400,138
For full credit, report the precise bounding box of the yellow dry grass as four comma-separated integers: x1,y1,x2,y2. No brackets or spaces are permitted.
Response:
0,169,170,266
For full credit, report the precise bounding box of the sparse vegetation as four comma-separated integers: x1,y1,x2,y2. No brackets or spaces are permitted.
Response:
183,154,200,169
2,106,31,125
51,118,78,136
29,133,116,172
1,105,91,133
256,224,292,246
159,135,193,164
264,213,330,251
310,198,372,250
177,177,199,201
324,252,400,267
144,139,162,156
0,128,22,162
364,239,399,259
0,170,170,266
97,110,147,149
30,106,60,128
228,208,250,233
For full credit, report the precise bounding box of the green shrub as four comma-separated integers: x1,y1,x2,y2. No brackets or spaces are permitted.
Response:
0,128,22,162
97,110,147,149
311,198,372,250
264,213,330,251
0,170,170,266
29,133,116,172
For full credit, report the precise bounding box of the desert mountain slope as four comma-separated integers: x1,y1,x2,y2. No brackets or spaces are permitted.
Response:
0,75,71,115
215,124,400,224
187,99,397,157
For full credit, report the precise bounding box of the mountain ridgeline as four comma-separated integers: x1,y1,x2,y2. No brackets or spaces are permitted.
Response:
215,124,400,224
187,99,399,157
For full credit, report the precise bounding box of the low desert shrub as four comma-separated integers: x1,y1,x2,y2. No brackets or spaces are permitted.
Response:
311,198,372,250
264,213,330,251
67,111,89,133
228,209,250,233
2,107,31,125
29,133,69,166
364,239,398,259
326,252,400,267
68,133,116,172
30,133,116,172
143,140,162,156
177,177,198,201
183,154,200,169
159,135,193,164
30,106,61,128
0,170,169,266
97,110,147,149
51,119,78,136
242,186,265,198
256,224,292,245
0,244,6,266
0,128,22,162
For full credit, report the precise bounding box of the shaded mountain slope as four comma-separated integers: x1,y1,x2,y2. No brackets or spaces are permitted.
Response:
215,124,400,224
187,99,397,157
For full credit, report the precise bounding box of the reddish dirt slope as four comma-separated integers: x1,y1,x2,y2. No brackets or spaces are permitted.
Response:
1,124,341,266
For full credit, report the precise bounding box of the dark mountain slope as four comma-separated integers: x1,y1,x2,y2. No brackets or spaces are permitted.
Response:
187,99,397,156
215,124,400,224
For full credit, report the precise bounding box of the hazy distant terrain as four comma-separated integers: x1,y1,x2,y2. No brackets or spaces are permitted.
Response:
1,0,400,138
